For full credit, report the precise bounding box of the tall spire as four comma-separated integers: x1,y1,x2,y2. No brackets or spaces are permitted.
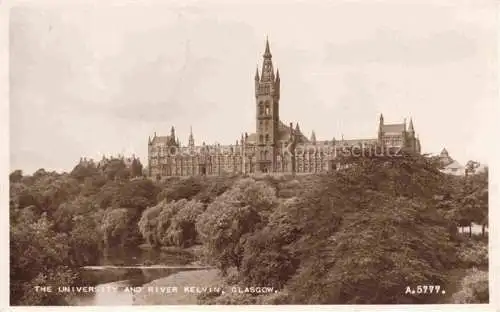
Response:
408,118,415,133
170,126,176,145
255,66,260,81
295,122,300,132
188,126,195,147
310,131,317,144
378,113,384,136
264,36,272,59
260,37,275,82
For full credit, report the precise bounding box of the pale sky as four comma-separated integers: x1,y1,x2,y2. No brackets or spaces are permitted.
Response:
9,0,498,174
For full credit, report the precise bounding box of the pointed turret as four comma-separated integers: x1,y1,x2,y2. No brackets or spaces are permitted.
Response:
170,126,175,138
295,122,300,133
310,131,317,144
188,126,195,147
264,36,272,59
255,66,260,81
378,113,384,141
276,68,280,81
408,118,415,133
260,37,275,82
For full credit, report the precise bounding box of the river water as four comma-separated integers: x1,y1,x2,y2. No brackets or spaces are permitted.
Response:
68,246,204,306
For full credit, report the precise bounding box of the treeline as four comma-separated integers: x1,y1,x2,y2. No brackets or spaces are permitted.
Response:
9,153,488,305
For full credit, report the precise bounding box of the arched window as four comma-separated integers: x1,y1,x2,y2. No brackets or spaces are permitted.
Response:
259,135,264,143
265,134,269,143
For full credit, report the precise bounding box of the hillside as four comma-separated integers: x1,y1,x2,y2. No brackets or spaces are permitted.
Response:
9,153,488,305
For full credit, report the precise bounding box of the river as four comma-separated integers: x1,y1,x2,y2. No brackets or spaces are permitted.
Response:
68,246,206,306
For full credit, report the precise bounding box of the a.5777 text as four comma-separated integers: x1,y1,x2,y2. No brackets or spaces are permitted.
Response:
405,285,445,295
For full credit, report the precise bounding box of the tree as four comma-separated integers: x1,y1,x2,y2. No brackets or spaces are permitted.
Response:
101,208,131,248
240,226,299,289
10,213,75,305
465,160,481,177
167,199,205,247
196,198,261,274
102,158,129,181
131,158,144,178
158,177,204,202
196,178,276,274
68,212,104,266
155,200,183,246
10,170,23,183
286,194,456,304
70,163,99,182
138,204,164,247
112,179,160,210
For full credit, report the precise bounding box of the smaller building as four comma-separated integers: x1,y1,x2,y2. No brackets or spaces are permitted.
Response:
438,148,465,176
442,160,466,176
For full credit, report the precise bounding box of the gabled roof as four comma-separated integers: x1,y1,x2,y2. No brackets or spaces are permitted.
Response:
382,123,405,134
151,135,173,144
444,160,464,170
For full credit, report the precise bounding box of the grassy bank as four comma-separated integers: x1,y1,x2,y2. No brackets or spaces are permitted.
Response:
133,269,222,305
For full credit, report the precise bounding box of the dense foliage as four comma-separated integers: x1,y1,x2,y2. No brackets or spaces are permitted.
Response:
10,153,488,305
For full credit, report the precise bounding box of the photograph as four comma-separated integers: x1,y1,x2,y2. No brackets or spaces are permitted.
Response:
7,0,494,306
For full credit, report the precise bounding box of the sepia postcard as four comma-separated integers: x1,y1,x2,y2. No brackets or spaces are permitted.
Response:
1,0,498,311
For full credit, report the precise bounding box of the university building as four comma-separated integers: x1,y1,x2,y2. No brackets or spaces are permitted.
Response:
148,39,421,178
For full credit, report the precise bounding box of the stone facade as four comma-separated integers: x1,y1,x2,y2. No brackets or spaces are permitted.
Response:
148,39,422,178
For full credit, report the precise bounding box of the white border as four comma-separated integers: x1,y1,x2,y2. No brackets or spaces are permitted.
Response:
1,0,498,311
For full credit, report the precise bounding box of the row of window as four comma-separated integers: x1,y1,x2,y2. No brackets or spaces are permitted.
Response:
258,85,272,95
259,134,271,144
150,156,333,167
259,120,273,130
383,136,403,146
150,157,244,166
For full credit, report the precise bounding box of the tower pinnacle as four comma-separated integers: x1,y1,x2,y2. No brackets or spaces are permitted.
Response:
188,126,195,147
264,36,272,58
409,118,415,132
311,130,317,144
260,37,275,82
